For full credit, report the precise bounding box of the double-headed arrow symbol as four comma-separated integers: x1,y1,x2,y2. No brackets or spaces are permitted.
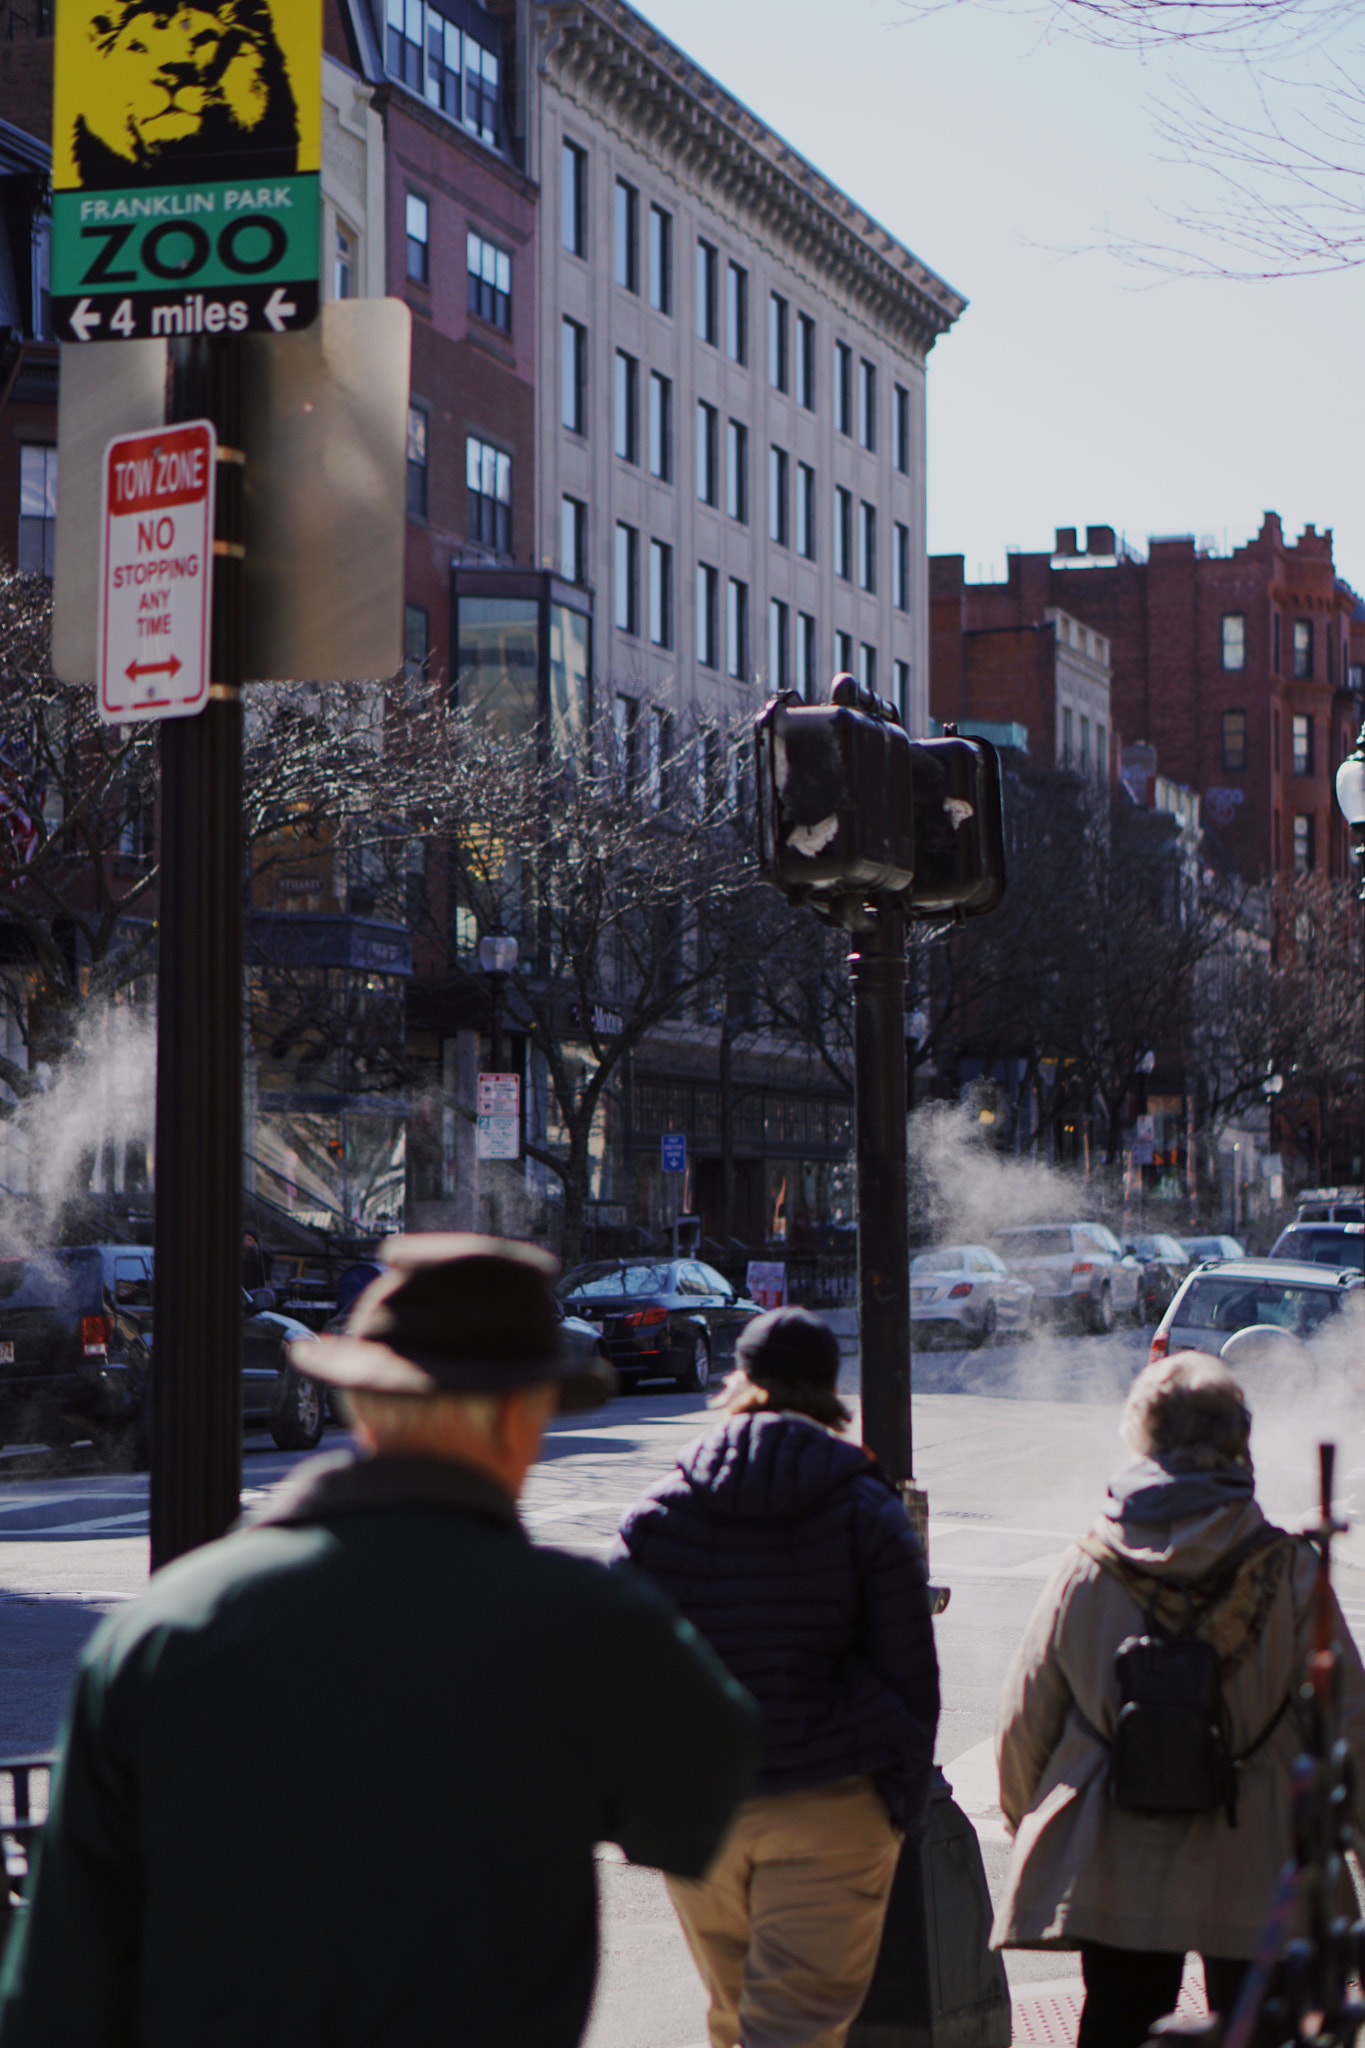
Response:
125,655,182,684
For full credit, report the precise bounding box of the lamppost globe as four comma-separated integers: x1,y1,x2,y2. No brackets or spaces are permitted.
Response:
1335,733,1365,835
478,931,519,977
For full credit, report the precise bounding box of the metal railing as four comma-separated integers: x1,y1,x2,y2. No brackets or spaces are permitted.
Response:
0,1753,52,1956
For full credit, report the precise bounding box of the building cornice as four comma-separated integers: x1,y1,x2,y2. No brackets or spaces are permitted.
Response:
534,0,966,356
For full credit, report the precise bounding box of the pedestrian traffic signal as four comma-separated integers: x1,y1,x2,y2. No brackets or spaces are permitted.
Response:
755,686,1007,921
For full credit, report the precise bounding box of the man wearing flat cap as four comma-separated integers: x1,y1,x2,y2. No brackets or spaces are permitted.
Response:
0,1236,760,2048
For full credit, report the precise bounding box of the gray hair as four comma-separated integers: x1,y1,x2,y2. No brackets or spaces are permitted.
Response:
1121,1352,1251,1468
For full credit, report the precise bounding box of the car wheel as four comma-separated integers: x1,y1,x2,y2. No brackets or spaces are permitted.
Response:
1089,1285,1115,1335
974,1303,998,1349
271,1366,325,1452
676,1332,711,1395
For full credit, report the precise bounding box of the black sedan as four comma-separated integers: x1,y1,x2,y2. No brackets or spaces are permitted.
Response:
558,1259,762,1394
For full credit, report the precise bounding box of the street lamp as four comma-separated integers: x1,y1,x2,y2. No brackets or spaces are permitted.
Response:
1333,721,1365,1185
477,928,518,1072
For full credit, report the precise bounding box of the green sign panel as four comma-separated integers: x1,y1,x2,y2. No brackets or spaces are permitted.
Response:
52,0,321,343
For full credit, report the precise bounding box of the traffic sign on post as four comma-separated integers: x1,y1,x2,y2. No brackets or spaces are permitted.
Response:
51,0,321,343
661,1133,687,1174
98,420,216,722
476,1072,520,1161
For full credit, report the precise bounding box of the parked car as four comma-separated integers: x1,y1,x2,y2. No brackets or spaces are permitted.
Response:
991,1222,1143,1333
1268,1221,1365,1271
910,1245,1034,1348
1123,1233,1192,1321
558,1258,762,1393
1179,1234,1245,1263
1149,1257,1364,1367
0,1245,325,1465
1295,1187,1364,1224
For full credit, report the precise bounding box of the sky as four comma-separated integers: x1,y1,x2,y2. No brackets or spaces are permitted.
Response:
641,0,1365,587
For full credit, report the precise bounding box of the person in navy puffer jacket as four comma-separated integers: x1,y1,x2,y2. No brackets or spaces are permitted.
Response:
613,1307,939,2048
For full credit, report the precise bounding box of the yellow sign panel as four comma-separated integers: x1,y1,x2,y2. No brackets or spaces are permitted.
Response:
53,0,320,191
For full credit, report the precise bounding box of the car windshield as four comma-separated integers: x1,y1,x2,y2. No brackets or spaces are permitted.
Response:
561,1263,673,1299
1175,1276,1346,1340
995,1228,1073,1257
912,1251,964,1275
1274,1230,1365,1271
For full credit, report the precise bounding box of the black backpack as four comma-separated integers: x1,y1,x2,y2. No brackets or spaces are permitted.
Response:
1111,1622,1238,1821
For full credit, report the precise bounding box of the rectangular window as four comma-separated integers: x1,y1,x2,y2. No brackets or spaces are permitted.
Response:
334,220,355,301
466,435,511,554
1097,723,1108,776
858,501,876,593
648,205,672,313
1062,706,1073,764
1293,812,1315,873
462,33,499,146
858,359,876,451
614,351,638,463
467,230,511,330
562,140,586,256
834,487,852,581
834,341,852,435
1221,612,1245,671
796,462,815,560
726,261,747,363
1273,807,1281,869
615,179,638,291
727,578,749,679
696,240,718,345
1273,708,1281,772
769,599,790,690
835,629,853,676
1292,713,1313,776
769,292,789,392
645,708,671,810
697,563,718,669
648,371,672,481
1080,714,1090,767
561,317,586,435
406,405,428,518
1221,710,1247,773
1273,611,1281,674
403,601,429,687
796,312,815,410
614,522,639,634
614,694,639,788
649,539,673,648
560,495,586,584
1293,619,1313,679
894,383,910,474
893,520,909,611
726,420,748,523
769,446,789,546
18,444,56,577
696,400,718,506
405,191,429,284
894,657,910,725
797,612,817,701
859,642,877,693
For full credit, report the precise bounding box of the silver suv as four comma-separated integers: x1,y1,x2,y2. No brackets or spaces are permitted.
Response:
1150,1257,1364,1367
991,1222,1142,1333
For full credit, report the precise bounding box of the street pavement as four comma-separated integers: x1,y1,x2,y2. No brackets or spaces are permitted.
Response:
4,1324,1365,2045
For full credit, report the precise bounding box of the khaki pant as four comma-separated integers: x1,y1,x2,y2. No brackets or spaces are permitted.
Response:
665,1775,903,2048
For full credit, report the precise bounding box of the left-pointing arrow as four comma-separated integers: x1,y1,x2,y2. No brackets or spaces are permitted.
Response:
69,298,102,342
124,655,184,683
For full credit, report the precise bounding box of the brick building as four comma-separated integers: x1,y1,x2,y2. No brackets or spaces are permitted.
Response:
932,518,1365,881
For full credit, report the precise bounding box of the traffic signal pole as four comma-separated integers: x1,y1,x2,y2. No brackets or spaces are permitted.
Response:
849,899,913,1487
150,335,245,1570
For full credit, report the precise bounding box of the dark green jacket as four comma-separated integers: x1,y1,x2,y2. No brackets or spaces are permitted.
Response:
0,1450,760,2047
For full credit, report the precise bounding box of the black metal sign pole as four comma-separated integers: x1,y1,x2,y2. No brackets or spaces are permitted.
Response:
150,334,245,1570
849,898,915,1487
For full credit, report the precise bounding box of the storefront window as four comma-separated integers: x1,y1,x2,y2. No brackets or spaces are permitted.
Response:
456,597,539,744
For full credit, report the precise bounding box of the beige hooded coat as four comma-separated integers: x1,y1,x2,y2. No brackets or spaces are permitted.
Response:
992,1470,1365,1958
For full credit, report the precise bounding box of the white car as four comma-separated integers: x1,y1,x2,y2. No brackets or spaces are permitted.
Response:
1149,1257,1364,1369
991,1222,1143,1334
910,1245,1035,1349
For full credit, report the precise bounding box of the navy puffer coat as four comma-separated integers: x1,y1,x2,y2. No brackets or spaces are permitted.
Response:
614,1409,939,1830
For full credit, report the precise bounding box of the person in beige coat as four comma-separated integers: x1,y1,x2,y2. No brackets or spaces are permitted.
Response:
993,1351,1365,2048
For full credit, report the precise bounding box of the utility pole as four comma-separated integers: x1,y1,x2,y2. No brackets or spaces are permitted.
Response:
150,336,245,1570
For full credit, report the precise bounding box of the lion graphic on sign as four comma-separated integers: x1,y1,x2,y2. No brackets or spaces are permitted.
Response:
72,0,299,188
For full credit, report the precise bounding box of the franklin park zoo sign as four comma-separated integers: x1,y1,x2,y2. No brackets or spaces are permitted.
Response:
51,0,321,342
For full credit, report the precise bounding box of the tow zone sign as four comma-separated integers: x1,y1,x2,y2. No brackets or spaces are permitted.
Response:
97,421,216,724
